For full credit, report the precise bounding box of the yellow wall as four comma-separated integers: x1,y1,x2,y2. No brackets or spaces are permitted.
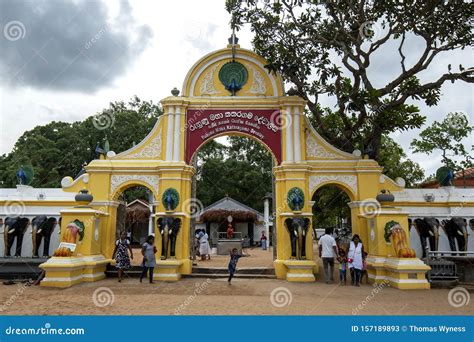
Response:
54,46,431,285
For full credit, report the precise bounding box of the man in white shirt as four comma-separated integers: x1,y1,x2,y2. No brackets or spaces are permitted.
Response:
318,228,338,284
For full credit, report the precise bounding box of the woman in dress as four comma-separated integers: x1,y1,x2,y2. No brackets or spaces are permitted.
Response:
198,231,211,261
112,231,133,282
348,234,365,286
140,235,157,284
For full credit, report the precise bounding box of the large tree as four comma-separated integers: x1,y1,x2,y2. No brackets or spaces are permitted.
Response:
226,0,473,159
378,135,424,187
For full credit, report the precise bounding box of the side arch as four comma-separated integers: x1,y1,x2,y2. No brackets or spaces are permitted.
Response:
309,176,357,201
110,175,159,201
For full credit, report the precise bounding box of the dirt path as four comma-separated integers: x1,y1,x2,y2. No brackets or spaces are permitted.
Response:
0,277,471,315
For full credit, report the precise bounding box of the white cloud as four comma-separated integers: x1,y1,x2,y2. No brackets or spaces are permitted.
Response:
0,0,472,178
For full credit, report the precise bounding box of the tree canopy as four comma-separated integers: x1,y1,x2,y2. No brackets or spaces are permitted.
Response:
411,112,473,170
0,96,162,188
226,0,473,159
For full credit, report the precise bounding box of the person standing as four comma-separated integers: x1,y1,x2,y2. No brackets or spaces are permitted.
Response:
226,223,234,239
338,249,348,285
260,231,267,250
140,235,157,284
112,231,133,282
348,234,365,286
228,248,242,285
198,231,211,261
318,228,338,284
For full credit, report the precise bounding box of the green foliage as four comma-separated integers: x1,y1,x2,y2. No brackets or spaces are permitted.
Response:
120,186,150,203
0,96,162,188
195,137,273,212
227,0,473,159
411,112,473,170
378,136,424,187
312,185,351,228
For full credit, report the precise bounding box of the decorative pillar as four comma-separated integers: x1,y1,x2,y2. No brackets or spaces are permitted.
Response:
40,190,110,288
148,190,154,236
173,106,181,161
165,106,174,161
263,193,271,250
364,191,430,290
293,106,301,162
284,106,294,162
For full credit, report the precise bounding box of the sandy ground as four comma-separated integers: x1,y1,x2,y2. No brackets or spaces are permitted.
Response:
192,246,274,268
130,246,275,268
1,243,472,315
0,277,472,316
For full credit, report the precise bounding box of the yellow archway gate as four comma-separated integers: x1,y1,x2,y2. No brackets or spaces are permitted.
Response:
40,43,430,289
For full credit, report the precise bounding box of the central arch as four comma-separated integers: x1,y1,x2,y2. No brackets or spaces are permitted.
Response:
191,133,275,264
50,41,431,289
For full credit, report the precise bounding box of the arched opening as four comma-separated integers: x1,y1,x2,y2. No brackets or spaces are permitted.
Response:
312,184,353,250
113,184,156,265
191,134,276,269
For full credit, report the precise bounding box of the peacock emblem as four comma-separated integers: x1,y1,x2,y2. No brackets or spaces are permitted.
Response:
218,61,248,96
287,187,305,212
162,188,180,211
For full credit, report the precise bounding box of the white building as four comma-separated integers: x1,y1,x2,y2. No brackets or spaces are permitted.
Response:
0,185,76,257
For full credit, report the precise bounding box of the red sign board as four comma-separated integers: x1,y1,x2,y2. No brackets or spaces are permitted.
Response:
185,109,282,164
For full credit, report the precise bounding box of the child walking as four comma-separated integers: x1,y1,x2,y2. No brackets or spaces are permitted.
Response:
338,249,347,285
112,231,133,282
140,235,157,284
227,248,242,285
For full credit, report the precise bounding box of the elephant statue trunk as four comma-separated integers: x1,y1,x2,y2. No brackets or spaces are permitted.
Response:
442,217,468,255
32,216,57,257
158,217,181,260
414,218,440,257
285,217,310,260
4,217,30,257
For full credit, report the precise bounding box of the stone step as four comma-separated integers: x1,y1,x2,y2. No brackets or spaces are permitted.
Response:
184,273,276,279
192,267,275,275
0,257,48,280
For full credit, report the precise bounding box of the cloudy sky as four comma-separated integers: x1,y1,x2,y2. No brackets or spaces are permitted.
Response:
0,0,472,177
